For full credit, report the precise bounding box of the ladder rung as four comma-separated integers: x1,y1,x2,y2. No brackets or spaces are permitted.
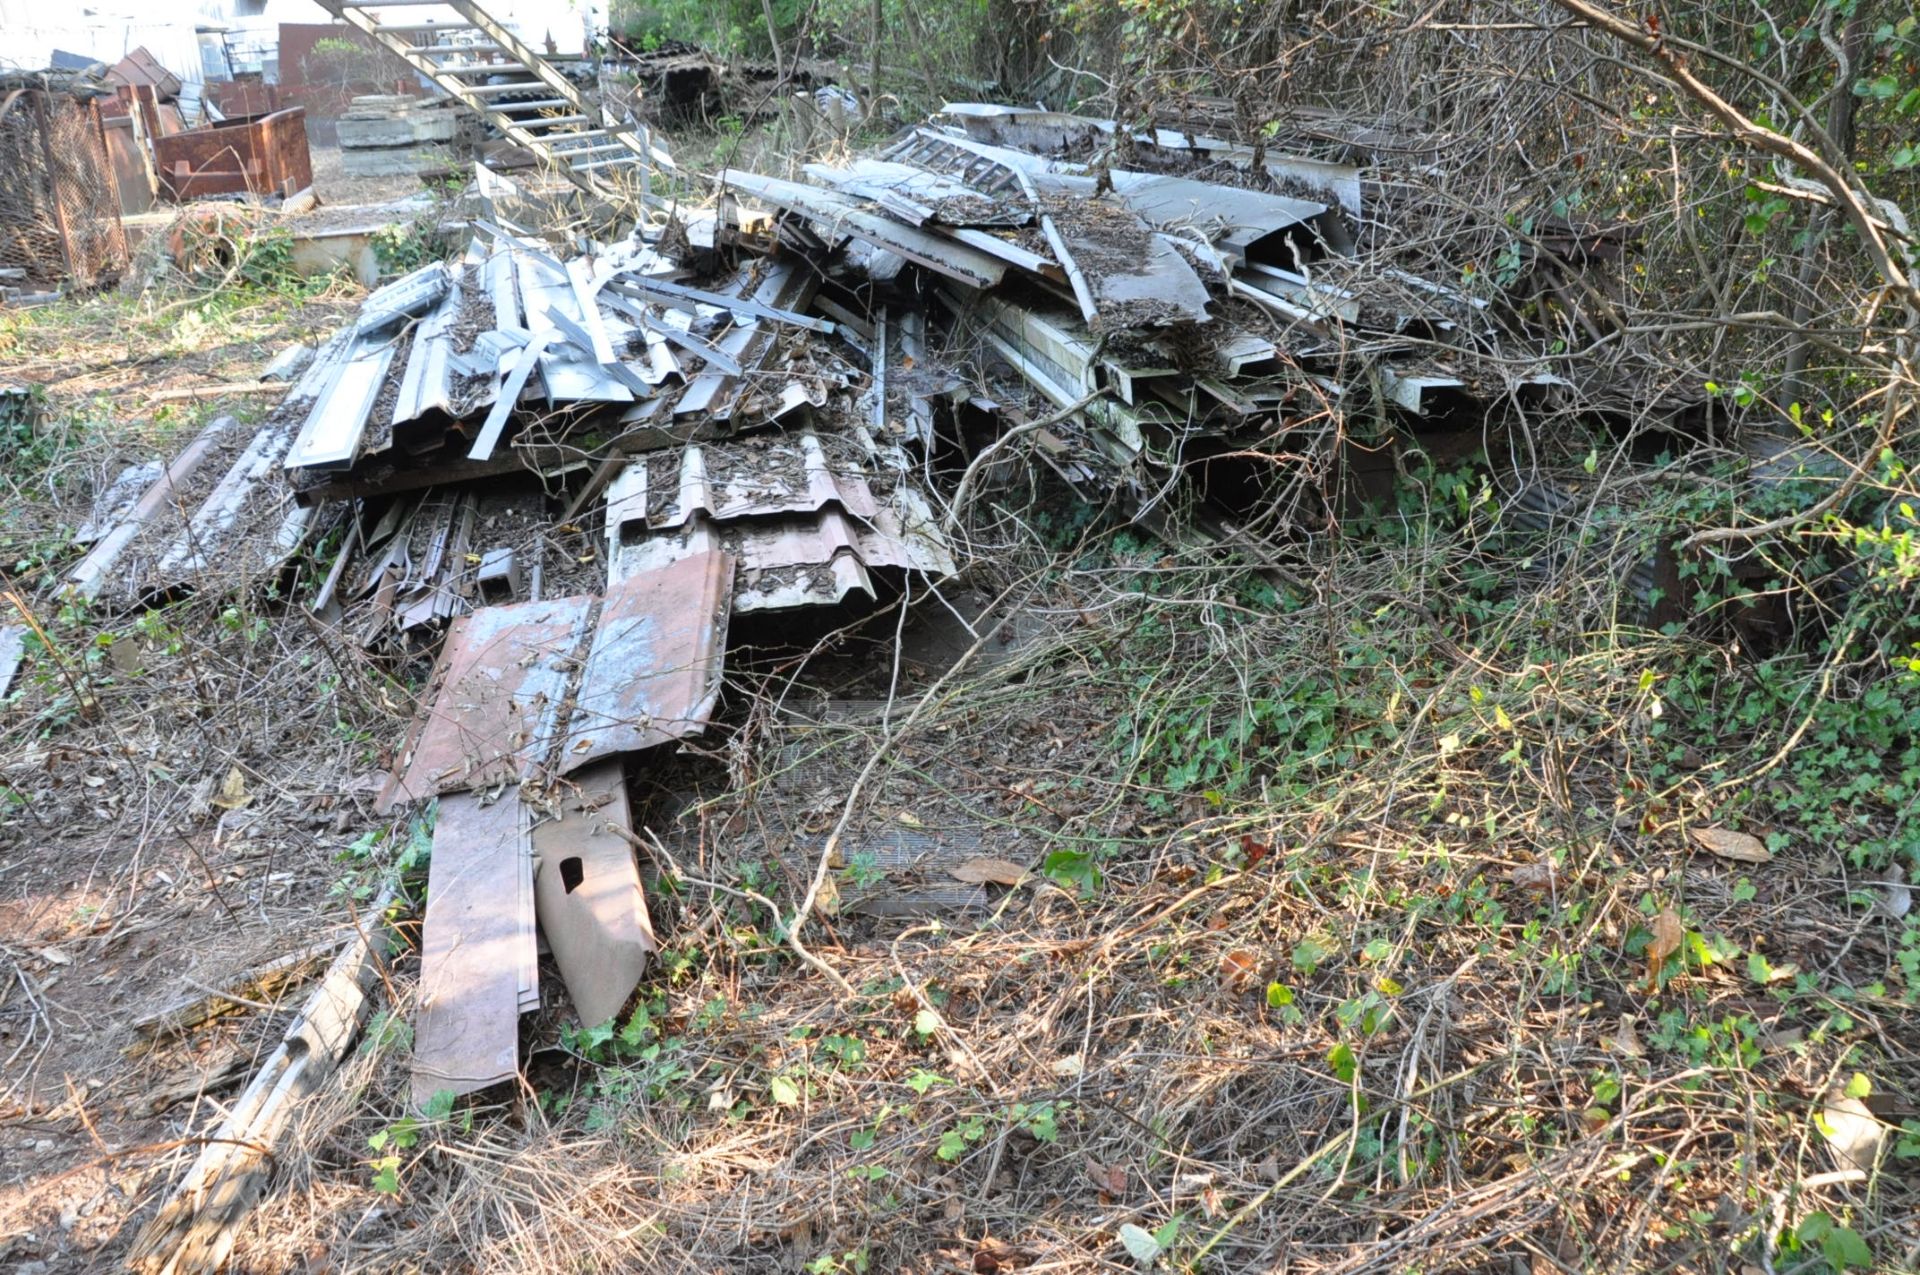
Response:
340,0,458,6
377,22,476,33
552,140,624,158
465,80,544,94
417,42,505,56
490,97,571,112
572,154,639,172
517,115,593,130
438,62,514,75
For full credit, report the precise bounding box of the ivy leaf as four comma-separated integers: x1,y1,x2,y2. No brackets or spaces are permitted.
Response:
769,1075,801,1106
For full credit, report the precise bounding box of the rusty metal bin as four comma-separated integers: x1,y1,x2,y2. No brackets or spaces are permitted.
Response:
154,107,314,201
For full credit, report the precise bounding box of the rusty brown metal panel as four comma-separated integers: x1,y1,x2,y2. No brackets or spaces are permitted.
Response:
380,594,595,811
154,108,312,200
412,792,532,1107
557,549,734,774
533,763,655,1027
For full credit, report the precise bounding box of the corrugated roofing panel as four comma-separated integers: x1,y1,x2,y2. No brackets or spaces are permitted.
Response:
379,593,595,810
556,548,733,773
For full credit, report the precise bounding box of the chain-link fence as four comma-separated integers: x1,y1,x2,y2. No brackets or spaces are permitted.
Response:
0,89,129,290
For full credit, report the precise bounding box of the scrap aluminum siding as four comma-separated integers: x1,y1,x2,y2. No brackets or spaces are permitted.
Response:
800,158,1029,227
531,764,656,1028
557,548,734,773
627,432,883,530
379,594,596,811
411,791,534,1106
719,169,1009,289
672,260,818,421
512,253,634,404
611,488,957,613
284,331,401,471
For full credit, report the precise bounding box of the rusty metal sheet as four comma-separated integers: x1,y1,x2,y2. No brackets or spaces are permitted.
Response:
557,549,733,774
380,594,595,810
533,762,656,1026
411,791,533,1106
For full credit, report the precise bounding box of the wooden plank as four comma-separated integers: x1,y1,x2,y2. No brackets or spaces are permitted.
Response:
411,793,533,1107
534,762,655,1027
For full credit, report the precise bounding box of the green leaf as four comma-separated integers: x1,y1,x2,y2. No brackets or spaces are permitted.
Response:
936,1130,968,1161
913,1008,940,1038
1117,1222,1161,1262
769,1075,801,1106
1845,1072,1872,1100
1328,1042,1357,1084
422,1089,457,1121
1824,1223,1872,1270
370,1154,401,1194
906,1069,949,1094
1153,1216,1182,1249
1265,982,1294,1008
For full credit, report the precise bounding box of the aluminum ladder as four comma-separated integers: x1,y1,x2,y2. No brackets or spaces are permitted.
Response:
314,0,671,201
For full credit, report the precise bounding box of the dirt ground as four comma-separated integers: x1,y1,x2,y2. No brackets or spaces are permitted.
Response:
306,145,432,210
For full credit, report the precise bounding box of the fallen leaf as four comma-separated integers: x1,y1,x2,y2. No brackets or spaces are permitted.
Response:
1611,1016,1646,1058
1117,1223,1161,1264
1818,1090,1887,1173
211,766,251,811
1688,826,1772,864
1219,949,1261,993
1508,862,1558,891
1238,833,1272,868
36,948,70,966
1086,1158,1126,1196
948,857,1030,886
896,810,923,827
1646,909,1685,984
815,874,840,917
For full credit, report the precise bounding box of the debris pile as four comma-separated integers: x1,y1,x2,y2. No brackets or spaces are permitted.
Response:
83,102,1598,1115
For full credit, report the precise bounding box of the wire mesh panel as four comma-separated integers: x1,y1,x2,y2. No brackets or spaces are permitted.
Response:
0,90,129,290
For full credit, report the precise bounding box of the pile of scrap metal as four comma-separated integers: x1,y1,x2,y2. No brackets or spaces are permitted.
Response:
264,215,959,1106
63,100,1588,1108
715,102,1567,533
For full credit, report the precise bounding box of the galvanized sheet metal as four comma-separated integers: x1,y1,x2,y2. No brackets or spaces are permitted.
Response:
411,790,533,1106
380,593,595,810
557,548,733,773
533,762,656,1027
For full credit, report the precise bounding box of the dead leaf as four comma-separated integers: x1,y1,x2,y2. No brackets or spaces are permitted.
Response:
1611,1015,1646,1058
1688,826,1772,864
948,857,1029,887
35,948,70,966
1819,1091,1887,1173
1646,909,1685,984
1508,862,1558,891
815,874,840,917
1219,949,1261,993
211,766,251,811
1086,1158,1126,1197
896,810,923,827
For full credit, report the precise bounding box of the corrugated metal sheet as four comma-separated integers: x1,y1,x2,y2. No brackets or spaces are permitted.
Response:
558,549,733,773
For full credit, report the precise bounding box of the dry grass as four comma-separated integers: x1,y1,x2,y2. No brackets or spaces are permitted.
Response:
216,485,1920,1274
